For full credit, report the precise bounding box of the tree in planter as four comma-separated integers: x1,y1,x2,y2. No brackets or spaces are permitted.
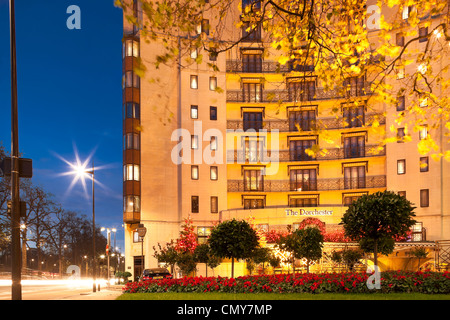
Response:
340,191,416,269
153,240,178,275
194,243,221,277
208,219,259,278
294,227,324,273
407,247,429,271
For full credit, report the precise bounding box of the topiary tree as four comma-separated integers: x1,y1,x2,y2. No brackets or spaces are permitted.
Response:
208,219,259,278
194,243,221,277
294,227,324,273
340,191,416,268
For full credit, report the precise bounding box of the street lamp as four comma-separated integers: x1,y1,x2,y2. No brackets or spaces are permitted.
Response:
101,227,116,286
68,160,97,292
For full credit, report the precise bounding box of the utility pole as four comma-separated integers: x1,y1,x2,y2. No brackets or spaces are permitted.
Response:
10,0,22,301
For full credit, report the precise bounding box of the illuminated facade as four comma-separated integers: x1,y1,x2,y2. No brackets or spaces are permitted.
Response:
122,1,450,279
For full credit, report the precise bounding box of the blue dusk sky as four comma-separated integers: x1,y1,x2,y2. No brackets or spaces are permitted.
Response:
0,1,125,250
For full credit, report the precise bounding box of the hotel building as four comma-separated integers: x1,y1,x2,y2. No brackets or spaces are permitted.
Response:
122,1,450,279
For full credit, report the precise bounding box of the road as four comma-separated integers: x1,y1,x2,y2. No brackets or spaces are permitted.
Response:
0,280,123,300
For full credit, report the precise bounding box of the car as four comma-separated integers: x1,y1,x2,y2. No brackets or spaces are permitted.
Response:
140,268,172,281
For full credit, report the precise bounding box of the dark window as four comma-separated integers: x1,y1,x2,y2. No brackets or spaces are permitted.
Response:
343,106,365,128
243,169,264,191
344,166,366,189
343,195,363,206
210,196,218,213
242,53,262,72
243,112,263,131
191,196,199,213
124,133,140,150
288,81,316,101
343,136,365,158
242,21,261,41
242,83,262,102
420,189,429,207
289,140,316,161
344,76,365,97
125,102,140,119
290,169,317,191
397,127,405,142
396,96,405,111
419,27,428,43
201,19,210,35
420,157,429,172
210,106,217,120
289,110,316,131
398,191,406,198
396,33,405,46
289,197,317,207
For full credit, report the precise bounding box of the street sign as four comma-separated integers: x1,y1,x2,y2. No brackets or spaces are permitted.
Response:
137,224,147,238
0,158,33,178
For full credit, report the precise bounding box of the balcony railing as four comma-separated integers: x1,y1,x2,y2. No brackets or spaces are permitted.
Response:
227,145,386,163
227,175,387,192
226,113,385,132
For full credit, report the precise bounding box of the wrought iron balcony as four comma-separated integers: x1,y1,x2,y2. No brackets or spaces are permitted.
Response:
227,175,387,192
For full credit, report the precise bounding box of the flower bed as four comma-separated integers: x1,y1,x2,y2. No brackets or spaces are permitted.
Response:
123,271,450,295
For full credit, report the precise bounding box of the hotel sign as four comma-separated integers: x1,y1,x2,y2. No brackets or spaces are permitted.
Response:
285,208,333,216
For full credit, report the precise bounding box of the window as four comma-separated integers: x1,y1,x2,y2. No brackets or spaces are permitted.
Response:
243,112,263,131
124,133,140,150
201,19,210,35
242,0,262,10
289,110,316,131
124,71,140,88
288,81,316,101
290,197,318,207
243,169,264,191
411,222,424,241
420,157,429,172
197,227,212,244
209,77,217,91
420,189,429,207
210,196,218,213
124,164,140,181
419,27,428,43
397,159,406,174
402,6,412,20
290,169,317,191
125,102,140,119
124,195,140,213
343,106,365,128
344,76,365,97
398,191,406,198
244,138,262,162
242,21,261,41
344,166,366,189
343,195,364,206
210,136,217,151
419,95,428,107
123,39,139,58
397,128,405,143
343,136,365,158
419,126,428,140
190,75,198,89
191,106,198,119
242,53,262,72
210,106,217,120
289,139,316,161
191,135,198,149
191,165,199,180
395,66,405,79
244,198,264,209
210,166,218,180
191,196,199,213
396,33,405,46
243,83,262,102
190,48,198,59
396,96,405,111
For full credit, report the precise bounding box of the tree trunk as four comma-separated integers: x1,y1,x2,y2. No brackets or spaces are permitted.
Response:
231,257,234,278
373,241,378,269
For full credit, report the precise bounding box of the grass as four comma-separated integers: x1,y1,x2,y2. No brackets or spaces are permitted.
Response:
116,292,450,300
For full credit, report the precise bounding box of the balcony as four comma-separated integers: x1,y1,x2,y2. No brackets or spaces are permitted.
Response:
226,113,385,132
227,175,387,192
227,145,385,163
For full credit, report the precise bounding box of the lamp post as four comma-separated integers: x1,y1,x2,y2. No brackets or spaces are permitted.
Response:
101,227,116,286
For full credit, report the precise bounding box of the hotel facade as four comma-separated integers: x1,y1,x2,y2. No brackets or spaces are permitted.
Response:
121,1,450,279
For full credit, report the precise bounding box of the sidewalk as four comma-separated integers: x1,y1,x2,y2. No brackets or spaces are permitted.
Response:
59,285,124,300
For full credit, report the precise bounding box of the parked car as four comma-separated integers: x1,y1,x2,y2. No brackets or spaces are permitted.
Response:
140,268,172,281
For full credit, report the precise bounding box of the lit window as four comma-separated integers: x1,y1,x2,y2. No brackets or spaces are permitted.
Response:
190,48,198,59
123,39,139,58
124,164,140,181
191,105,198,119
210,136,217,151
190,75,198,89
419,95,428,107
191,165,199,180
191,135,198,149
124,195,140,213
395,66,405,79
402,6,411,20
124,71,140,88
419,126,428,140
210,166,218,180
209,77,217,91
397,159,406,174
